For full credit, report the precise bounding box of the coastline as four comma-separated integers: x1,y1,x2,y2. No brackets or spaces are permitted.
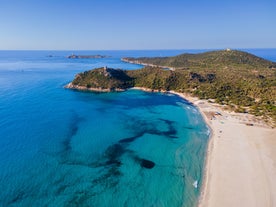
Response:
66,84,276,206
171,93,276,207
65,82,126,92
195,101,276,207
130,87,276,207
121,58,175,70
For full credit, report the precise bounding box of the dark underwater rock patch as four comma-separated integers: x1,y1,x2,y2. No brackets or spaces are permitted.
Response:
159,118,174,125
160,119,178,138
71,124,78,137
132,155,155,169
140,159,155,169
105,159,122,166
105,144,125,160
119,133,144,143
62,112,85,153
119,137,137,143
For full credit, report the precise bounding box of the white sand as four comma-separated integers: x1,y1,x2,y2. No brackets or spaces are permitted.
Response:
177,95,276,207
131,88,276,206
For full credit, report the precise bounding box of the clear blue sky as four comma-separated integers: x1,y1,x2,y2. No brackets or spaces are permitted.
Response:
0,0,275,50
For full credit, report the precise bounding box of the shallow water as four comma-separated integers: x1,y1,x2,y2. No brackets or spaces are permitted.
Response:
0,49,275,207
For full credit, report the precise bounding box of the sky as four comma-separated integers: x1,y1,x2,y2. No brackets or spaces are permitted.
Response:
0,0,275,50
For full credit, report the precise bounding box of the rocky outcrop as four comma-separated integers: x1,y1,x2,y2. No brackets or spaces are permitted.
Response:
65,82,126,92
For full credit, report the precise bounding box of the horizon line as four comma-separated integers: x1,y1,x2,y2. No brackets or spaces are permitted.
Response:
1,47,276,51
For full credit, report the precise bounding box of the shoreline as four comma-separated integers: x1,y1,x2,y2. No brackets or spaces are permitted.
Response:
121,58,175,70
64,82,126,92
196,103,276,207
66,85,276,206
167,91,213,207
171,93,276,207
130,87,276,207
131,87,213,206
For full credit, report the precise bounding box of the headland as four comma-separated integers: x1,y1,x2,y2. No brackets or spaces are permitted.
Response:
66,49,276,207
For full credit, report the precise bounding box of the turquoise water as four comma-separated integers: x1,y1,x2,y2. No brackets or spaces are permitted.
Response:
0,49,275,207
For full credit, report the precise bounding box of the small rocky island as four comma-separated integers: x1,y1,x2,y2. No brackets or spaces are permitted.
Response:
66,49,276,122
67,54,111,59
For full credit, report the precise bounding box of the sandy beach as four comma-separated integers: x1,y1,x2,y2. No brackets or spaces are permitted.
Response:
134,88,276,206
83,86,276,206
172,92,276,207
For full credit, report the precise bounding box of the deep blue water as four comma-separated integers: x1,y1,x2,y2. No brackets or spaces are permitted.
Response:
0,49,275,207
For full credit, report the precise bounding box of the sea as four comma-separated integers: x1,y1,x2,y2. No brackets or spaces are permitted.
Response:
0,49,275,207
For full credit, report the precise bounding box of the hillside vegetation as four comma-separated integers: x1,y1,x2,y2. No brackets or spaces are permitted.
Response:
123,49,276,69
69,50,276,124
71,67,134,90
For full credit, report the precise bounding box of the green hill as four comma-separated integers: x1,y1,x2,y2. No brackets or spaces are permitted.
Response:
122,49,276,69
70,67,134,90
67,50,276,124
